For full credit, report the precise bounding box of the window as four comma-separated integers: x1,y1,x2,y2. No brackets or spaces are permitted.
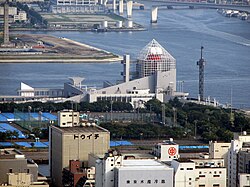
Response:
154,180,158,184
187,168,193,170
161,180,165,183
213,184,220,187
140,180,144,184
126,180,130,184
189,178,192,180
213,175,220,177
180,168,184,170
189,182,192,185
199,185,205,187
9,168,12,173
147,180,151,184
133,180,137,184
199,175,205,177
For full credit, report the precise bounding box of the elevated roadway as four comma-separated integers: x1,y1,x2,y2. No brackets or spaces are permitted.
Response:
152,0,250,12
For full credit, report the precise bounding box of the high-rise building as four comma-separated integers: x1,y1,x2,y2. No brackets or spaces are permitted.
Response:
228,132,250,187
49,110,110,187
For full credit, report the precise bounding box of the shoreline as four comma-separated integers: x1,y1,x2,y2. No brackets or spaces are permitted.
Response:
0,34,123,63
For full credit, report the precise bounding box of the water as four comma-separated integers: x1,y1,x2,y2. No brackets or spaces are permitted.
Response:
0,2,250,108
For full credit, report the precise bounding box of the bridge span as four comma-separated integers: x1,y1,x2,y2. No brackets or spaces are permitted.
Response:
152,0,250,12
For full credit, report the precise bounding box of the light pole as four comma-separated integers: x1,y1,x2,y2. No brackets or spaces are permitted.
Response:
194,120,198,139
110,101,113,122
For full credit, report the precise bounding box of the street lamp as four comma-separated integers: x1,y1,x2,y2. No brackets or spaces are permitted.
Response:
194,120,198,139
110,101,113,122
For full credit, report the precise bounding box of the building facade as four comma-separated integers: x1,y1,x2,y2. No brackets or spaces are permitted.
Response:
209,141,230,167
49,110,110,187
171,158,226,187
228,132,250,187
0,149,48,187
95,150,174,187
152,139,179,162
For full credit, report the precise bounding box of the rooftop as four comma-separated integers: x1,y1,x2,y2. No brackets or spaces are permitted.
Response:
120,159,172,170
53,125,109,133
0,148,25,159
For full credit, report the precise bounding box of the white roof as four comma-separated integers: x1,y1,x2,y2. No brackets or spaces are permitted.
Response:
119,159,171,170
137,39,175,61
20,82,34,91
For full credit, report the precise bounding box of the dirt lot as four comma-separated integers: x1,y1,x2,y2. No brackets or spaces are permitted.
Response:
0,34,122,63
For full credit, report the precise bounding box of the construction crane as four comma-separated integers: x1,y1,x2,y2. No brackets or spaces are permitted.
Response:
197,46,206,101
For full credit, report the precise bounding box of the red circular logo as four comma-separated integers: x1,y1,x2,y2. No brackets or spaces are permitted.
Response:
168,147,177,156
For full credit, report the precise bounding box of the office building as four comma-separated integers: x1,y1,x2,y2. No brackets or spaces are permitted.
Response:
171,158,226,187
49,110,110,187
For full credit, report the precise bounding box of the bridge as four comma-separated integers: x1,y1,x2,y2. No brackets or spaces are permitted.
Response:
152,0,250,12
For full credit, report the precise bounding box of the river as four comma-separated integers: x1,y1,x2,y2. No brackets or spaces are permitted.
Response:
0,1,250,108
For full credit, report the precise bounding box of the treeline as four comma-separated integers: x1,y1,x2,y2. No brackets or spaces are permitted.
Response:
1,98,250,142
0,101,133,113
100,123,187,140
100,98,250,142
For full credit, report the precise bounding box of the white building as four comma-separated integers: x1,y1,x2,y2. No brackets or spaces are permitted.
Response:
238,173,250,187
171,158,226,187
84,39,188,107
95,150,174,187
152,139,179,162
14,11,27,22
57,110,80,127
228,132,250,187
209,141,230,167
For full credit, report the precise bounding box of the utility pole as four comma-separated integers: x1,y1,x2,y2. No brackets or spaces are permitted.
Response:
197,46,206,101
162,103,166,125
173,107,177,127
110,101,113,122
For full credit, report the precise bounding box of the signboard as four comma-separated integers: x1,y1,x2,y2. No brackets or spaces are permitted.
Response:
73,133,99,140
168,147,177,156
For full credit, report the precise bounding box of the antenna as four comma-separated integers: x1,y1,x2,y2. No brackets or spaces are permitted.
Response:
197,46,206,101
